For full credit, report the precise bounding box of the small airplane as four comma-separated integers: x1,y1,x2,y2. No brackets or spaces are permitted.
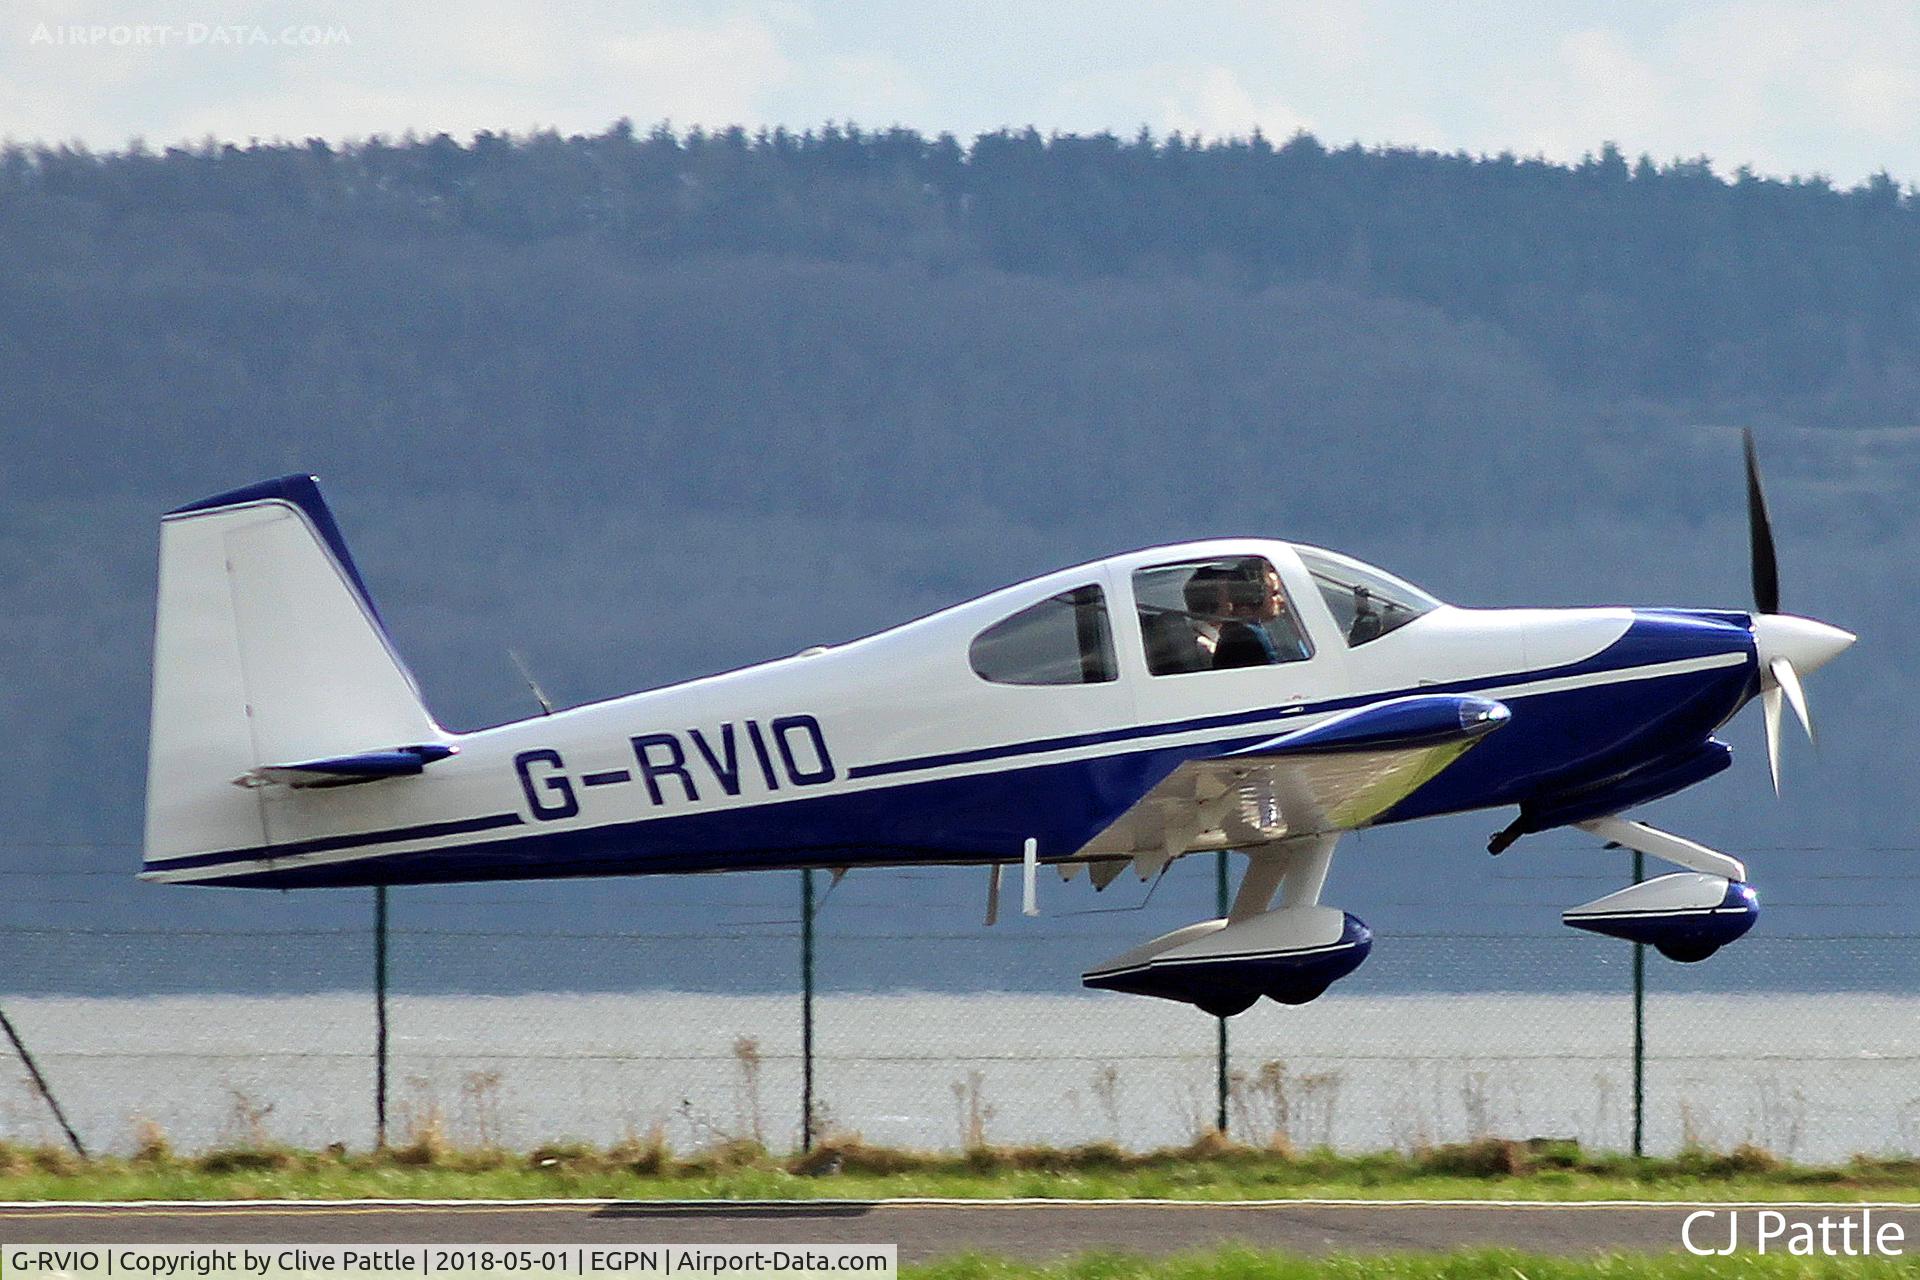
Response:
141,434,1853,1016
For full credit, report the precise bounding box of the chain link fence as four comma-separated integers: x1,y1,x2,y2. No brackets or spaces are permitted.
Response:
2,841,1916,1164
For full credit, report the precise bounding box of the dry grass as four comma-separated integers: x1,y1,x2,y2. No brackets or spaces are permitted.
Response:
0,1142,84,1177
0,1125,1916,1202
606,1124,671,1175
130,1118,173,1166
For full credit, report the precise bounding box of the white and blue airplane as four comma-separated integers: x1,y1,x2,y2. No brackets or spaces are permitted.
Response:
141,436,1853,1016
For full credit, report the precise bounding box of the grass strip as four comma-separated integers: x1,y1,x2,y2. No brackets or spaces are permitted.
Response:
4,1135,1919,1202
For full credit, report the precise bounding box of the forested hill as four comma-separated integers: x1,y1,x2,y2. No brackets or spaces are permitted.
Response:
8,124,1920,411
2,124,1915,994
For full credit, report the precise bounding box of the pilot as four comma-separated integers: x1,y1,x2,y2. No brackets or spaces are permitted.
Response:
1187,562,1309,669
1347,583,1384,645
1178,566,1235,666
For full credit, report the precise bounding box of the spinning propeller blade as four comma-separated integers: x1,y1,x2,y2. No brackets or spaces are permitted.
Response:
1761,685,1783,797
1751,433,1789,790
1748,429,1795,793
1770,655,1813,745
1744,428,1780,616
1742,430,1852,792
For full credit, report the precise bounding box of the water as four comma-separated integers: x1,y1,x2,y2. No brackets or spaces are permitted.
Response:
2,991,1913,1164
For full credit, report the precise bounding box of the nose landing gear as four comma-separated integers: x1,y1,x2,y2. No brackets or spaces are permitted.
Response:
1556,817,1759,962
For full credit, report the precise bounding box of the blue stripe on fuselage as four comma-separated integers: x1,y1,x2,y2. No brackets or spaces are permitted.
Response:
849,611,1753,781
184,746,1194,888
161,611,1756,888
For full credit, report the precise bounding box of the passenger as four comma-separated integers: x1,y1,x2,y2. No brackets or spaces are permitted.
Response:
1241,562,1311,663
1181,565,1262,668
1186,562,1308,669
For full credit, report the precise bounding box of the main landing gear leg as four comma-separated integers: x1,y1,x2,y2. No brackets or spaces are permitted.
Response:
1082,832,1368,1014
1231,834,1335,919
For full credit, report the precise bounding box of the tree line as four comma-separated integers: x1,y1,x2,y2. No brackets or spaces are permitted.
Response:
5,123,1918,411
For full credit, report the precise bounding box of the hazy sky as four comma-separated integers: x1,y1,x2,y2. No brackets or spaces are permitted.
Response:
7,0,1919,185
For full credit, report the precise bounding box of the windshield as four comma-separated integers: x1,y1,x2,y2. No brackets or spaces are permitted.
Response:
1295,547,1441,647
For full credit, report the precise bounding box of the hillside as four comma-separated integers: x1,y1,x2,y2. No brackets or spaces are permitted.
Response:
0,125,1911,994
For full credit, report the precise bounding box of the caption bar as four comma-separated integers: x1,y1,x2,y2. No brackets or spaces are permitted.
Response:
3,1247,896,1279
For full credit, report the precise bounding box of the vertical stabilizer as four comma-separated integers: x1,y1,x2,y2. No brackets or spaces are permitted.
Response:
143,476,442,864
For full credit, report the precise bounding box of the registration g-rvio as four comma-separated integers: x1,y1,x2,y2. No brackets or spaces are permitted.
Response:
513,717,839,820
140,434,1853,1017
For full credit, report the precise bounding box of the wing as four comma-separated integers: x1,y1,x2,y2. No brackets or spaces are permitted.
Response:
1075,694,1508,870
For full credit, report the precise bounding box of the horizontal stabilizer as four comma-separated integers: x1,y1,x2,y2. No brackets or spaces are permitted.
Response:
238,743,457,789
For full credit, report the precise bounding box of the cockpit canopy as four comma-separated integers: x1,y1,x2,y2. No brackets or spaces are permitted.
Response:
963,540,1445,687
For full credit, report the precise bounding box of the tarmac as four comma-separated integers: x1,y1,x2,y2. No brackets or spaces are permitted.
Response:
4,1199,1918,1262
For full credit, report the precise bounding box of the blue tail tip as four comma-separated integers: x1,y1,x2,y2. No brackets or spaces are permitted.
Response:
164,473,378,623
167,473,325,518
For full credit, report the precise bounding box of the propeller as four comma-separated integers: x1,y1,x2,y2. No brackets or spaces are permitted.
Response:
1744,429,1780,616
1741,429,1853,793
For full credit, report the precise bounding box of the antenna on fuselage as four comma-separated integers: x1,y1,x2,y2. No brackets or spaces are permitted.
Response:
508,647,555,717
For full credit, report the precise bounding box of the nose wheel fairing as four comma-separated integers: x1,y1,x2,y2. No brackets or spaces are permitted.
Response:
1557,819,1759,962
1563,872,1758,962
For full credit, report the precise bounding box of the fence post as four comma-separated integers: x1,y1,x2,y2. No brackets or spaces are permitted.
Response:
0,1006,85,1158
1631,848,1645,1158
375,883,390,1150
1215,850,1229,1135
801,868,816,1153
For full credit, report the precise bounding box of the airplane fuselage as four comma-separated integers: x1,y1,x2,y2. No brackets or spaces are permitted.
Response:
141,537,1763,889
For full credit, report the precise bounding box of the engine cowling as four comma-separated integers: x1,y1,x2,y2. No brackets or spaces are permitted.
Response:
1562,872,1758,962
1083,906,1373,1016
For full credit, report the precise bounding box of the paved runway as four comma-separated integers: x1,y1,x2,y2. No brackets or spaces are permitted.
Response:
4,1200,1916,1262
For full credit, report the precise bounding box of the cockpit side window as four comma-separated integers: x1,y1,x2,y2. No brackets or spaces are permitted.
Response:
1296,547,1440,647
1132,556,1313,675
969,584,1118,685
